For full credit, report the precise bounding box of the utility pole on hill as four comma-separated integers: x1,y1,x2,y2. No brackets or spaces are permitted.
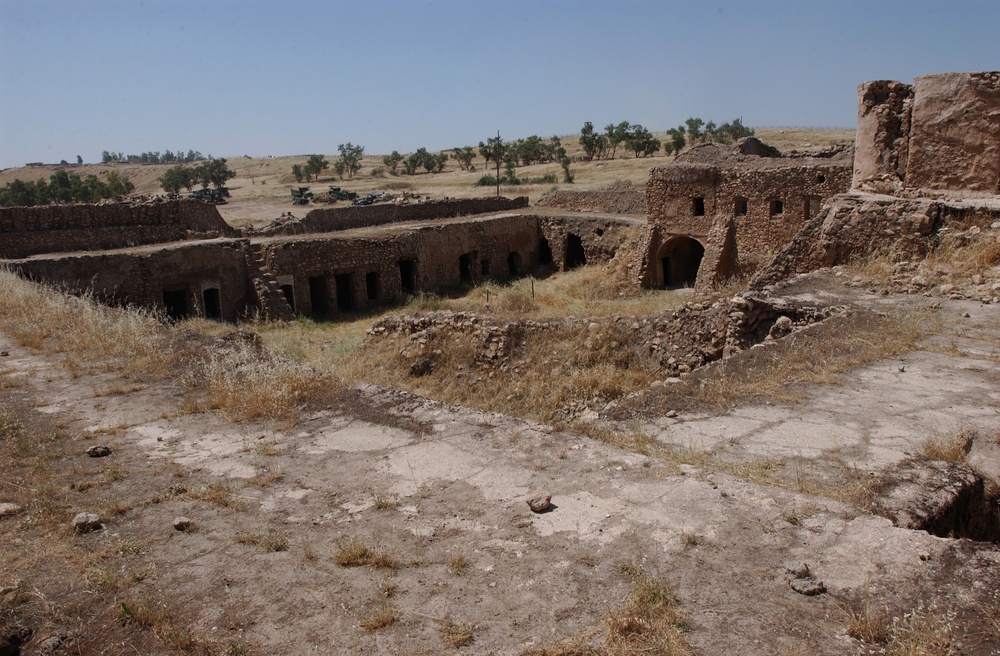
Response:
496,130,501,198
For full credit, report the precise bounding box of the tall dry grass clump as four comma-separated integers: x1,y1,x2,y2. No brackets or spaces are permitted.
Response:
194,339,336,424
0,268,168,376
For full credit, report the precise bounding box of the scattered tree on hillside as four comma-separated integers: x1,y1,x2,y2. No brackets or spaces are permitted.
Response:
604,122,630,159
1,170,134,207
401,148,448,175
624,124,661,157
196,158,236,188
383,151,404,175
561,156,574,183
451,146,476,171
663,127,686,156
76,155,83,165
336,143,364,179
291,164,305,183
304,154,329,182
579,122,608,161
102,149,205,165
477,135,507,168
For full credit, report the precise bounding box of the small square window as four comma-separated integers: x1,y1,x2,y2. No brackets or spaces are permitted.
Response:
692,197,705,216
734,197,748,216
770,199,784,216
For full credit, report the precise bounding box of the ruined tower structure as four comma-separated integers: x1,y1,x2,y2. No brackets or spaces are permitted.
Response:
854,71,1000,196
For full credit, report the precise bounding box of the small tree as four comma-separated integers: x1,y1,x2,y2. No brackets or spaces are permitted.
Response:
336,143,364,179
333,160,347,179
304,154,329,182
561,156,573,183
291,164,305,183
451,146,475,171
685,117,704,143
666,127,686,155
383,151,403,175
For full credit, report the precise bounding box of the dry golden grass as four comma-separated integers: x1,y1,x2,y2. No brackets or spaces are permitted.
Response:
361,602,401,632
334,540,398,569
0,268,169,377
922,428,975,463
847,602,954,656
525,565,690,656
236,531,288,552
438,619,475,648
695,310,925,410
847,601,892,644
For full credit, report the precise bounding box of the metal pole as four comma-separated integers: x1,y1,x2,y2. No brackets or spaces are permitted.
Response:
496,130,501,198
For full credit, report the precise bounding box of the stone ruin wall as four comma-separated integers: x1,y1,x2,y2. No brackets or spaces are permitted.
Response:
640,161,852,287
10,240,254,322
0,199,237,259
534,188,646,215
258,215,542,317
257,196,529,236
854,71,1000,196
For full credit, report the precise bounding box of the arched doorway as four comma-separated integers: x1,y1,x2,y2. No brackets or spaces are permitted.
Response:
656,236,704,289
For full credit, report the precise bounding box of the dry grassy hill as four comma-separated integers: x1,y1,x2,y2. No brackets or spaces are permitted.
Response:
0,128,853,228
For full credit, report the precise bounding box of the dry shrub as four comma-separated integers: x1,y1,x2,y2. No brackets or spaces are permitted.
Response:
848,602,954,656
0,269,169,376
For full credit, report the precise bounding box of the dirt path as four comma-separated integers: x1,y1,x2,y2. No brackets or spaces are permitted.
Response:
1,283,998,655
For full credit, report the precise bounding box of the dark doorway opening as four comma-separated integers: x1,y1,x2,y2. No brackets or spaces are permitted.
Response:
335,274,353,312
565,234,587,270
459,253,473,283
481,259,490,277
805,195,821,221
366,272,380,302
507,252,522,277
538,237,553,266
202,288,222,320
399,260,416,294
657,237,705,289
280,284,295,312
309,276,330,318
163,288,189,321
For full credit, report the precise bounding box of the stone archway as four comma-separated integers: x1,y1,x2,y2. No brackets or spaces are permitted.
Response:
655,236,705,289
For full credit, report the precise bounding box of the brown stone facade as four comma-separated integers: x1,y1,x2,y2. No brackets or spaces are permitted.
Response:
640,159,852,288
853,71,1000,196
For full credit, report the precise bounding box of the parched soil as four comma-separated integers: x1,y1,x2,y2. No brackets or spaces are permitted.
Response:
1,273,999,655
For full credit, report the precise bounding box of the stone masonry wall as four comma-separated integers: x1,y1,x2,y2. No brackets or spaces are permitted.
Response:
0,200,237,258
852,71,1000,196
906,72,1000,195
257,196,529,237
10,240,253,321
258,215,541,317
640,161,851,287
852,80,913,190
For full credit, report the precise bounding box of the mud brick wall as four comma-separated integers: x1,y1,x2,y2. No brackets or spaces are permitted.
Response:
0,200,237,259
258,196,529,237
257,215,541,317
10,240,253,321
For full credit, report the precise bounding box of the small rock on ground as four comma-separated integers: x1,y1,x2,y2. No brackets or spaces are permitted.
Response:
0,503,21,518
72,512,102,533
85,445,111,458
173,516,194,531
527,493,552,513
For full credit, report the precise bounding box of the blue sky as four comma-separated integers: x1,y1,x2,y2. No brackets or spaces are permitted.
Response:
1,0,997,169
